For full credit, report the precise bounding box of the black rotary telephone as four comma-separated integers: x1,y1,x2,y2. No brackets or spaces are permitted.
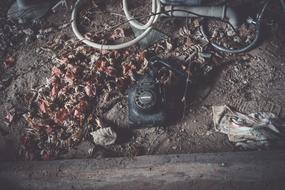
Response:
128,58,189,127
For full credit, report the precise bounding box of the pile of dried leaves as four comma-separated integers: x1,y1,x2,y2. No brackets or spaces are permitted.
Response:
18,13,240,160
20,34,149,160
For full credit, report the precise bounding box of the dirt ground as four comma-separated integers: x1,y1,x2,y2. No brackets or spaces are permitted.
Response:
0,0,285,161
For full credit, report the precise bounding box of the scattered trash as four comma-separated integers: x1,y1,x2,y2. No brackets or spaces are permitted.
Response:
212,105,285,150
90,127,117,146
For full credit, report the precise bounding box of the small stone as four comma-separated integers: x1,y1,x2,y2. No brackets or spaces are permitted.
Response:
23,28,34,36
226,29,235,37
206,131,213,136
193,19,200,28
223,42,229,48
25,36,31,43
166,40,173,51
219,32,225,38
233,36,242,43
18,18,26,24
212,29,219,38
36,34,44,39
36,48,41,53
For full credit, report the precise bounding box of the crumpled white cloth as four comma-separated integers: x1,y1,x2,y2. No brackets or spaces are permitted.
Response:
212,105,285,149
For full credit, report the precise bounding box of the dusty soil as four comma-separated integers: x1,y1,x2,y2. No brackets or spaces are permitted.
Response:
0,0,285,161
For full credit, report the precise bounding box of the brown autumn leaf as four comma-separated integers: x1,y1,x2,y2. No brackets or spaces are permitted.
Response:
50,76,59,85
122,63,136,76
95,59,108,72
39,100,48,113
74,109,82,118
67,63,79,74
77,100,88,112
45,125,54,135
65,69,76,85
135,51,145,62
41,150,56,161
110,28,125,40
55,108,69,124
116,77,131,90
20,134,30,145
84,83,97,97
104,66,117,77
52,66,62,77
4,56,16,67
51,83,60,97
109,50,120,59
5,111,15,124
59,57,69,65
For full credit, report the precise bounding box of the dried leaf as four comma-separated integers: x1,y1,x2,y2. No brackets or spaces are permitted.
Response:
20,27,157,160
5,111,14,124
59,57,69,65
55,108,69,124
96,60,108,72
52,66,62,77
74,109,82,118
84,83,97,97
77,100,88,112
39,100,49,113
135,52,145,62
122,63,136,76
65,69,76,85
51,84,59,97
104,66,117,77
116,77,131,90
110,28,125,40
4,56,16,67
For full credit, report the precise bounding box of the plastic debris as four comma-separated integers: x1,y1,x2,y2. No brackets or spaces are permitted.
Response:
212,105,285,150
90,127,117,146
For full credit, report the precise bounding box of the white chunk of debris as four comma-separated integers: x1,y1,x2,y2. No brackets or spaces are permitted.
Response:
22,28,34,36
90,127,117,146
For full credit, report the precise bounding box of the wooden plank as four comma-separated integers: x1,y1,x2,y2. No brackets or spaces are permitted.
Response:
1,151,285,190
